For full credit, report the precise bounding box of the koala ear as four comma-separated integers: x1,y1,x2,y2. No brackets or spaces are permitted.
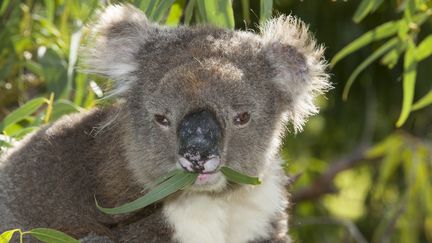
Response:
81,4,154,95
260,15,331,132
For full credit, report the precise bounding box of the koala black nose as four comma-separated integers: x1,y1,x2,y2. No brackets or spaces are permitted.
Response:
178,110,222,173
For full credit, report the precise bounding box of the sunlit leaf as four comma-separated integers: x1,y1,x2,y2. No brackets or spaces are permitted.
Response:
51,100,82,121
404,0,416,21
415,35,432,62
134,0,152,12
96,170,197,214
374,143,403,198
183,0,196,25
396,39,417,127
332,11,431,67
343,38,399,100
153,0,177,22
366,133,401,158
0,229,19,243
197,0,235,29
38,47,69,99
0,0,11,15
331,20,400,66
43,0,55,23
241,0,251,26
8,126,39,139
3,123,23,137
165,0,184,26
145,0,162,18
260,0,273,24
28,228,79,243
221,166,261,185
0,97,47,132
353,0,384,23
381,41,407,68
73,73,88,106
412,90,432,111
24,60,43,77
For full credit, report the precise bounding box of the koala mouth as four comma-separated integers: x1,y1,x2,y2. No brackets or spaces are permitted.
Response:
176,155,226,191
178,155,221,174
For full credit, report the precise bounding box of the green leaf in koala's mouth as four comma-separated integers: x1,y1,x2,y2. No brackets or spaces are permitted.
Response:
220,166,262,185
96,170,197,214
96,166,261,215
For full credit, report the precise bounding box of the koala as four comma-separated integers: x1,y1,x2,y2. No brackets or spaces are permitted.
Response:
0,4,329,243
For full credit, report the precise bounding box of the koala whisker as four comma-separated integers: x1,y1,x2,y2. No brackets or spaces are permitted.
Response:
90,108,121,137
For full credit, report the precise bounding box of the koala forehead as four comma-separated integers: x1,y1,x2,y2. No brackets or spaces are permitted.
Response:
133,27,270,88
130,28,271,111
143,59,258,116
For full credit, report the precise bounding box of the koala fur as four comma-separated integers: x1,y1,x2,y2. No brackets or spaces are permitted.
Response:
0,4,330,243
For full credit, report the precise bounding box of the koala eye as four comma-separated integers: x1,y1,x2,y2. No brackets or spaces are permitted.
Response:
154,114,170,127
233,112,250,126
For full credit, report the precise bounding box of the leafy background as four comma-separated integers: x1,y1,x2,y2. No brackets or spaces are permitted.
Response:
0,0,431,242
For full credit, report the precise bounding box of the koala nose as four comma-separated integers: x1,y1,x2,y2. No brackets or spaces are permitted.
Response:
178,110,222,173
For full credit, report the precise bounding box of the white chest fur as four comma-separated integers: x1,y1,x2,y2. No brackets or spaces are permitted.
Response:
163,169,288,243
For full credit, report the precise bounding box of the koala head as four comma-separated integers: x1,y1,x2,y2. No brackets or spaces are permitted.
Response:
82,4,330,192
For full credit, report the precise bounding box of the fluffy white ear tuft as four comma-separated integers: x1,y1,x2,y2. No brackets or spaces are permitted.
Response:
260,15,331,132
81,4,152,95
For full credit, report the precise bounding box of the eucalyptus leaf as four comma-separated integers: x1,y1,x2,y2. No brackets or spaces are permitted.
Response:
143,169,179,190
51,100,82,121
0,97,47,132
96,170,198,214
331,20,400,66
221,166,262,185
241,0,251,26
0,229,19,243
153,0,177,22
145,0,162,19
396,39,417,127
183,0,196,25
260,0,273,24
343,37,399,100
332,11,431,67
28,228,79,243
8,126,39,139
196,0,235,29
353,0,384,23
381,42,407,69
97,166,261,215
415,35,432,62
0,0,11,15
165,1,184,26
412,90,432,111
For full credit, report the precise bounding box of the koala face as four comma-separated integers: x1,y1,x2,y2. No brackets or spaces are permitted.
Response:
82,4,330,192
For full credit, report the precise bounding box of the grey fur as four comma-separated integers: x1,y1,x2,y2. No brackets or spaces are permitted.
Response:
0,4,329,242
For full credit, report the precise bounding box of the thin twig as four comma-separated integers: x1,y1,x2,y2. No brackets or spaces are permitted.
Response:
292,143,372,202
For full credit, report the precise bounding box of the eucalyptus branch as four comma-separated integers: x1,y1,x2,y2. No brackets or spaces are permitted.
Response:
292,143,375,202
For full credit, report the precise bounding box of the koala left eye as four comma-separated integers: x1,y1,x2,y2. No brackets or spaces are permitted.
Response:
154,114,170,127
233,112,251,126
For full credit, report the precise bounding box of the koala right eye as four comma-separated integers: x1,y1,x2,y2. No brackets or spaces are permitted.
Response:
154,114,170,127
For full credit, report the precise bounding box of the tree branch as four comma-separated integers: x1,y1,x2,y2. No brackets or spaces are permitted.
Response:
292,143,373,202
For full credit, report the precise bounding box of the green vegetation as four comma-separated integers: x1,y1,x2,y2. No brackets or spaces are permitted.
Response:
96,167,260,215
0,0,431,242
0,228,78,243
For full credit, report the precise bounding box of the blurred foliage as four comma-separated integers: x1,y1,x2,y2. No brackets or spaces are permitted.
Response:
0,0,431,242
